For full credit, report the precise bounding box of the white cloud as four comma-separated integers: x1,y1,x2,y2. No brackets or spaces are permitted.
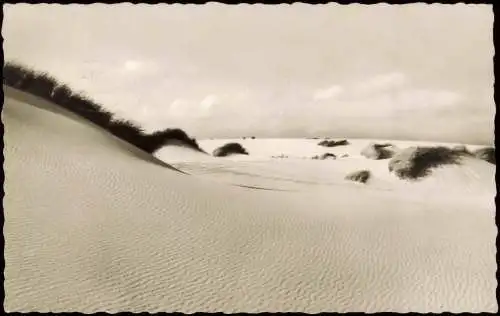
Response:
123,60,143,71
351,72,408,95
200,94,218,111
169,98,191,117
315,88,464,120
394,89,463,110
312,85,343,100
311,73,462,119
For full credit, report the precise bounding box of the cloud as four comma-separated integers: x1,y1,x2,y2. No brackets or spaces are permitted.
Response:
168,98,191,118
312,85,343,100
351,72,408,95
394,89,463,110
200,94,218,112
311,72,408,103
312,72,462,115
320,89,464,120
123,60,143,71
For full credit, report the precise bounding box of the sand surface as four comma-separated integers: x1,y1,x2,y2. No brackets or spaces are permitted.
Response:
4,87,497,313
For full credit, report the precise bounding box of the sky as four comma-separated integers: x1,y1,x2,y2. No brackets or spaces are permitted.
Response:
3,3,494,144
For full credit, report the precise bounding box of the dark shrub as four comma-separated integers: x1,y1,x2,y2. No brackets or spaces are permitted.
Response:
3,62,29,88
272,154,288,159
473,147,495,164
213,142,249,157
311,153,336,160
318,139,349,147
26,72,59,99
388,146,463,180
251,136,256,139
373,143,393,149
15,69,37,91
4,63,58,99
63,93,114,126
333,139,349,146
361,142,397,160
144,128,206,154
320,153,336,160
107,119,145,148
345,170,371,184
51,84,74,105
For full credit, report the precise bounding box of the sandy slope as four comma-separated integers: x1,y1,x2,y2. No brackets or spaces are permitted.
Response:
4,87,497,313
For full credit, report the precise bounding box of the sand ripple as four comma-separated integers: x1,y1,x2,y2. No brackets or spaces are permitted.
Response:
3,89,497,313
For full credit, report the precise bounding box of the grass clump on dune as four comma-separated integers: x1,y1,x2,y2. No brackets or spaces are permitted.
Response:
3,61,205,154
361,142,397,160
388,146,464,180
213,142,249,157
145,128,205,153
345,170,371,184
318,139,349,147
472,147,495,165
272,154,289,159
312,153,336,160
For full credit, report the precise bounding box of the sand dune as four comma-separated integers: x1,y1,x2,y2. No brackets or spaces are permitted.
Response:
160,138,495,197
4,87,497,313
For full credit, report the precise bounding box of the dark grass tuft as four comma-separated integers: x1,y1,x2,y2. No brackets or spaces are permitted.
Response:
473,147,495,164
64,93,114,126
145,128,206,154
50,83,74,105
373,143,393,149
388,146,464,180
3,62,31,88
312,152,336,160
345,170,371,184
318,139,349,147
3,61,204,155
272,154,288,159
361,143,396,160
213,142,249,157
25,72,59,99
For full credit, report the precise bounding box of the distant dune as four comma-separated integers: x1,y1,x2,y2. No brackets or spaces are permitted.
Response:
4,84,496,312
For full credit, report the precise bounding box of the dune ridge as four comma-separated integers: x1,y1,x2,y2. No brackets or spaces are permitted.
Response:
3,62,206,154
3,81,497,313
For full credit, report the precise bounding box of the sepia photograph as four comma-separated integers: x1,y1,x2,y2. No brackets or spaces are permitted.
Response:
2,2,496,313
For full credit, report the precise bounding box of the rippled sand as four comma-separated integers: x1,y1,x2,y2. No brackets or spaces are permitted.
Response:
4,86,497,313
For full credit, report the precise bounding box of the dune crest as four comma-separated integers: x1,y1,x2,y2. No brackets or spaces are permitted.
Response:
3,62,205,154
